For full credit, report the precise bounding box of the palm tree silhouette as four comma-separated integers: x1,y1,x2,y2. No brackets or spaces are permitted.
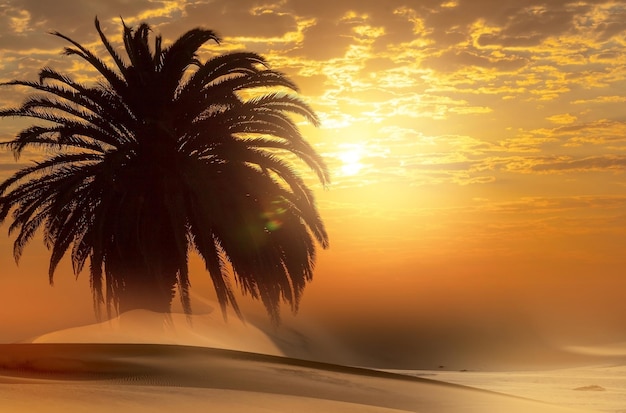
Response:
0,18,328,323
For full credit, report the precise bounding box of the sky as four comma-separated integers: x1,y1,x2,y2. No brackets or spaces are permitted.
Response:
1,0,626,367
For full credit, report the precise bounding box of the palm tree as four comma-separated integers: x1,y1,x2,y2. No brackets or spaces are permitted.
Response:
0,18,328,323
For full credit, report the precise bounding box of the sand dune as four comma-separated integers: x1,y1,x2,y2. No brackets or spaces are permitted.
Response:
31,309,362,367
6,310,611,411
0,343,597,412
31,309,285,357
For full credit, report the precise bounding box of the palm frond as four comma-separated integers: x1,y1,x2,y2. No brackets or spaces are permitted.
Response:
94,17,129,79
50,30,127,96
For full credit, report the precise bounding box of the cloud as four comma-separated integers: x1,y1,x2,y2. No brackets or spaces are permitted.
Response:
2,0,626,190
477,3,592,47
530,155,626,173
572,95,626,105
546,113,577,124
0,0,164,44
422,49,529,72
182,1,299,41
479,195,626,214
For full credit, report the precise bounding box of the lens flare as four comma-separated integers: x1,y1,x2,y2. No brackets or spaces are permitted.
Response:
261,198,287,231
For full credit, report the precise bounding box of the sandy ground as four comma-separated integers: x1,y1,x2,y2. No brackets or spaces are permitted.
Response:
393,367,626,412
0,343,598,413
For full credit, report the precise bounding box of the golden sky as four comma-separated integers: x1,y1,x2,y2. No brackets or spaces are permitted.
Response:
1,1,626,364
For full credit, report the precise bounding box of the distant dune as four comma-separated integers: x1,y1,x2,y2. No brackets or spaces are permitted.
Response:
0,342,595,412
31,309,285,356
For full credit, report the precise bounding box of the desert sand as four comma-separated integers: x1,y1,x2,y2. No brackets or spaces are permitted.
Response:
415,365,626,412
0,310,609,412
0,342,596,413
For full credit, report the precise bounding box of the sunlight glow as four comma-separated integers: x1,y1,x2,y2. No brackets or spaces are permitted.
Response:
338,144,365,176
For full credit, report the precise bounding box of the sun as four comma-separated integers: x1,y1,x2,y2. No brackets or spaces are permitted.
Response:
338,144,365,177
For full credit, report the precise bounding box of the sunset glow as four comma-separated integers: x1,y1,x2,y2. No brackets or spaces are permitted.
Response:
1,0,626,372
